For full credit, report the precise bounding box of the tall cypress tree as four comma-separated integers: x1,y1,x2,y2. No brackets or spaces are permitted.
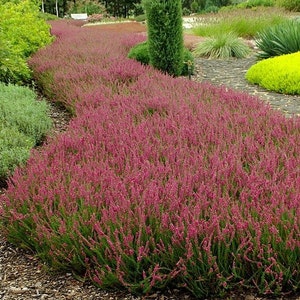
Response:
144,0,184,77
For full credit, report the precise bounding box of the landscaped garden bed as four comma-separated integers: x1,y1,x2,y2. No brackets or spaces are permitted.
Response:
1,18,299,299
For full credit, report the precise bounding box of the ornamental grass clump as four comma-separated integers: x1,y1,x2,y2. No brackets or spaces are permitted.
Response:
1,20,300,299
193,33,250,59
192,8,287,39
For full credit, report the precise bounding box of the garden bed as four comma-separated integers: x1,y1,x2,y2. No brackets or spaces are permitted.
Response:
1,20,300,300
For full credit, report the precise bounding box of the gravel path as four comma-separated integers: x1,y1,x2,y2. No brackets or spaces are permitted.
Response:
193,54,300,118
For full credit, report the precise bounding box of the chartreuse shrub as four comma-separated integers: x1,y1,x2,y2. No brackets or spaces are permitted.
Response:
1,21,300,299
0,39,31,84
128,41,195,76
0,83,52,179
143,0,184,76
246,51,300,94
0,0,53,84
193,32,250,59
256,19,300,60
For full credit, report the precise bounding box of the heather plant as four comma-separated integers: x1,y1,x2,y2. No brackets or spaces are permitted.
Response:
246,51,300,94
0,0,53,84
255,19,300,60
1,20,300,299
143,0,184,76
192,8,287,38
193,32,250,58
128,41,195,76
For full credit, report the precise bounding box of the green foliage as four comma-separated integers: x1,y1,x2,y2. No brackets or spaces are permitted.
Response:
191,1,200,12
256,19,300,60
182,47,195,76
182,7,191,15
134,14,146,22
0,40,32,84
38,12,59,21
237,0,275,8
0,0,53,84
0,83,52,178
68,0,106,15
276,0,300,11
128,41,195,76
144,0,184,77
193,32,250,58
128,41,149,65
0,0,53,57
204,5,220,12
0,126,34,179
246,51,300,94
192,9,287,39
203,0,232,8
0,83,52,143
132,2,145,16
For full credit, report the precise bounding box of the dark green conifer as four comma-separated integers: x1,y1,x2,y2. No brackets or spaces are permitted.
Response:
144,0,184,77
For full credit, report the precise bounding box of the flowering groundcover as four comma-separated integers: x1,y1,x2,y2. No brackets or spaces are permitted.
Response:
1,20,300,298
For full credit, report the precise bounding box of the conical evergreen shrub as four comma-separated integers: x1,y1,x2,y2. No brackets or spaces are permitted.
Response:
144,0,184,76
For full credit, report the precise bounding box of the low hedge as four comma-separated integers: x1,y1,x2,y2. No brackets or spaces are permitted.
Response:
0,83,52,179
128,41,195,76
246,51,300,94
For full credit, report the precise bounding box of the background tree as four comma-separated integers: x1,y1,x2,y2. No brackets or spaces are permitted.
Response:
100,0,141,17
68,0,106,15
191,0,199,12
144,0,184,77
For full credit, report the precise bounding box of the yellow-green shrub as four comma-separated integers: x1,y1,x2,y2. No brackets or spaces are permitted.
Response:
245,51,300,94
0,0,53,84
